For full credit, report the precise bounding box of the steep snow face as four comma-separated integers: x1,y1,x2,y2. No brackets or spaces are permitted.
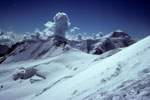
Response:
31,35,150,100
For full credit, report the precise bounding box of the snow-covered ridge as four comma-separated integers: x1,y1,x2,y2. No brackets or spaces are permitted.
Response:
1,31,135,63
2,35,71,63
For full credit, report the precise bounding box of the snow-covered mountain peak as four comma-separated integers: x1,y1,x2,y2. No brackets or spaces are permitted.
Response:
115,29,123,32
105,30,131,38
90,31,135,54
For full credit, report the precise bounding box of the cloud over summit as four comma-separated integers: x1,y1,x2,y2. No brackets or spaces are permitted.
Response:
44,12,70,38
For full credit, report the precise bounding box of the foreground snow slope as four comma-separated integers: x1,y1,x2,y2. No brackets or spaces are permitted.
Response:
0,49,99,100
32,35,150,100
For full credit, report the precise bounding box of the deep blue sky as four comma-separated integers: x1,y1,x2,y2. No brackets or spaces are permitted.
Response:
0,0,150,39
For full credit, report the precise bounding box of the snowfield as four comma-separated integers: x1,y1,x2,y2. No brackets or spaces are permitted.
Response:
0,49,99,100
32,35,150,100
0,34,149,100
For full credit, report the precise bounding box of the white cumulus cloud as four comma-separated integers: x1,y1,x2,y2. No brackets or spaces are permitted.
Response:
93,32,103,39
0,30,28,47
44,12,70,38
70,27,80,33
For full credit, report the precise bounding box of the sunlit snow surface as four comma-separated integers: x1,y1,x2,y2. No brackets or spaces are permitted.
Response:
0,49,98,100
0,36,150,100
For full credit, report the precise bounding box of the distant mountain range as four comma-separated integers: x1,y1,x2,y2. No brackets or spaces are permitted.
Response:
0,31,135,63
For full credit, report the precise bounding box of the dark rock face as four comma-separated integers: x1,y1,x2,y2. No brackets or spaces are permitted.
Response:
93,48,103,55
55,40,67,47
91,32,135,54
87,39,99,53
13,67,46,82
6,41,25,55
13,67,37,80
0,57,6,64
103,38,115,51
110,31,129,38
0,45,9,57
6,40,36,55
0,45,9,54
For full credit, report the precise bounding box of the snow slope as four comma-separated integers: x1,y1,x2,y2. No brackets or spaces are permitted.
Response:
0,49,99,100
31,35,150,100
